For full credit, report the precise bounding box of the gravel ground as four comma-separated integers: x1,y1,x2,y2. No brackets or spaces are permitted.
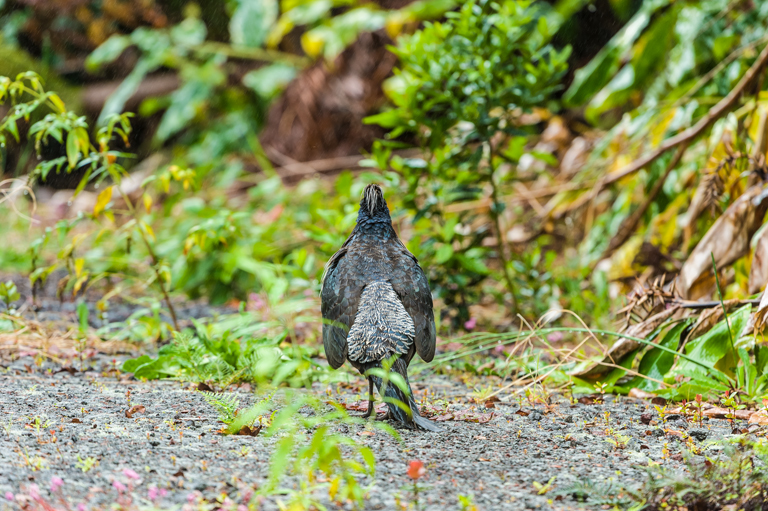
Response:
0,351,755,511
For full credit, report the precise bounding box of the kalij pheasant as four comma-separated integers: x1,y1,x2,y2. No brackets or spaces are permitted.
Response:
321,184,440,431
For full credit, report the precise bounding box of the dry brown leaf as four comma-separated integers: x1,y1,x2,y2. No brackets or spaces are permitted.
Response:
236,425,261,437
702,407,752,420
748,410,768,425
125,405,145,418
628,388,657,399
741,285,768,337
678,184,768,299
749,226,768,294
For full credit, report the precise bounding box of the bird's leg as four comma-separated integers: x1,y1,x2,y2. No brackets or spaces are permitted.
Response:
361,376,375,419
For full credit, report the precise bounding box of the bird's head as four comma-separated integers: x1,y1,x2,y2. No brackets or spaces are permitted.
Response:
358,184,391,222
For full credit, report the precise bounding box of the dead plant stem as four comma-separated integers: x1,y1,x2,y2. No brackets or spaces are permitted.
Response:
487,142,517,315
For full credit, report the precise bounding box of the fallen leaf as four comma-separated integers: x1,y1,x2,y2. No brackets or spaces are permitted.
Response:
196,383,214,392
703,407,752,420
651,397,667,406
629,388,657,399
125,405,146,418
679,184,768,299
640,413,652,425
357,431,374,437
484,400,496,409
749,225,768,294
70,418,82,424
515,409,530,416
748,410,768,425
342,400,387,414
741,285,768,337
236,425,261,437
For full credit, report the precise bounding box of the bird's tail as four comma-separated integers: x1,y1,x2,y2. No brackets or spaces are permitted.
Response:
368,357,441,432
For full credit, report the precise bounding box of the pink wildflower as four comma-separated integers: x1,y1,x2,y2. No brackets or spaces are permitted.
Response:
122,468,140,480
464,317,477,330
77,505,87,511
50,476,63,493
112,480,126,492
4,492,13,501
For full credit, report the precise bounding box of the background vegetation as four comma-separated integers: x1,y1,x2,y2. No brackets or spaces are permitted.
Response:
2,0,768,443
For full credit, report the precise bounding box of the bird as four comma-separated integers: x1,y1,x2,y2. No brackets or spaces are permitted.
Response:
320,183,440,431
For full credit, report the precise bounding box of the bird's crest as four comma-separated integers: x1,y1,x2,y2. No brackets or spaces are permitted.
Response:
362,184,387,217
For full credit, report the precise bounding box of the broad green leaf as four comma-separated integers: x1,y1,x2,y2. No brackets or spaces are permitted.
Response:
625,322,688,391
434,244,454,264
229,0,278,48
675,305,751,378
242,63,297,100
564,0,670,106
66,130,79,169
86,35,131,71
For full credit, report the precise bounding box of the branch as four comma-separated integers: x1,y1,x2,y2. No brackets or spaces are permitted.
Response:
597,41,768,191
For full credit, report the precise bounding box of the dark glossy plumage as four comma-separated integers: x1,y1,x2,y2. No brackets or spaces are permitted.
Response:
321,184,439,431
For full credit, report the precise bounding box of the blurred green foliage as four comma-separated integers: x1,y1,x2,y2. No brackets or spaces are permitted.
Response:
365,0,571,323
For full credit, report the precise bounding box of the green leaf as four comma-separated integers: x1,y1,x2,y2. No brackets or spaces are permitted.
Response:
98,58,158,126
66,130,79,169
675,305,751,378
564,1,670,106
86,35,131,71
230,0,278,48
625,322,687,391
434,244,454,264
242,64,297,100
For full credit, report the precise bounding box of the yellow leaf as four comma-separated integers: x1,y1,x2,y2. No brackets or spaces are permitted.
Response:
74,258,85,278
385,12,407,39
48,93,66,113
651,109,676,146
74,273,89,295
143,194,153,213
93,186,113,217
301,31,324,59
329,476,340,501
141,221,155,241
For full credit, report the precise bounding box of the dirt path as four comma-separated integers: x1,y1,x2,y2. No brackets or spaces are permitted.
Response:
0,352,751,511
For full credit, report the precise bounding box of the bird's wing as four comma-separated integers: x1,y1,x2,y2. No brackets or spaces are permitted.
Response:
388,240,436,362
320,239,362,369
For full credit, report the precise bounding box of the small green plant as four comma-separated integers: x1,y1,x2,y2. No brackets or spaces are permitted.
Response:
458,494,478,511
122,322,324,387
629,438,768,509
200,391,241,426
76,455,97,473
0,280,19,311
604,429,630,451
720,390,747,424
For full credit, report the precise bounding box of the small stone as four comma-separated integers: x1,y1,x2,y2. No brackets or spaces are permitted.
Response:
563,415,574,423
529,410,543,421
689,429,708,441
